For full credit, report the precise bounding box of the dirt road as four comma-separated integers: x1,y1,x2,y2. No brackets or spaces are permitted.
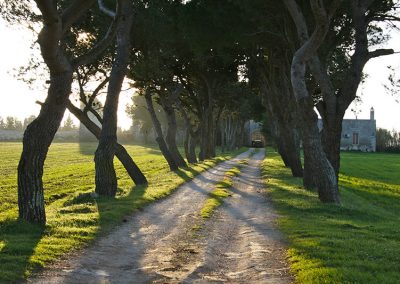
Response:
30,149,292,283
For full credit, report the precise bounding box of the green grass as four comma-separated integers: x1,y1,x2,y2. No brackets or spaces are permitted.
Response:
0,142,245,282
262,149,400,284
200,165,242,219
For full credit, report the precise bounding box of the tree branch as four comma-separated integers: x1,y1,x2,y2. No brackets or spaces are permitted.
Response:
71,1,121,68
368,48,395,59
97,0,116,18
61,0,96,34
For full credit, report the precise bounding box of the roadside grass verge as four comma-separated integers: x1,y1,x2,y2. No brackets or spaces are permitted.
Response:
262,149,400,283
200,164,244,219
0,142,245,282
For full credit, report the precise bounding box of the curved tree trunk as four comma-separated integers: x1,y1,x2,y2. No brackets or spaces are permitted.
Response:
188,132,198,163
279,126,303,177
256,51,303,178
67,101,147,185
199,110,209,161
161,96,187,168
302,142,317,190
95,0,133,196
176,99,198,163
17,0,79,224
284,0,341,204
18,71,73,225
300,102,338,202
144,92,178,171
165,112,187,167
321,118,343,177
184,127,190,162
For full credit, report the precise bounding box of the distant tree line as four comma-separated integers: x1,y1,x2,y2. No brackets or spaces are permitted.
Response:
0,115,77,131
376,128,400,153
0,116,36,131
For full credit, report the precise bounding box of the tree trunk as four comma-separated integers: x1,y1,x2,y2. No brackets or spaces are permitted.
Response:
95,0,133,196
177,101,198,163
293,87,339,203
184,127,190,162
145,92,178,170
18,71,73,225
279,126,303,177
220,120,226,153
67,101,147,185
284,0,341,204
300,102,339,202
188,131,198,163
199,109,209,161
199,78,215,160
321,117,343,177
302,142,316,189
161,97,187,168
256,52,303,178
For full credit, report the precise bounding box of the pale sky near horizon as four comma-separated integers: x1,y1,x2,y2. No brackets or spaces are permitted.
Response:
0,19,399,131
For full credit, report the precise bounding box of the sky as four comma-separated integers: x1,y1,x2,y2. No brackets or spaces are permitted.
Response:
0,18,399,131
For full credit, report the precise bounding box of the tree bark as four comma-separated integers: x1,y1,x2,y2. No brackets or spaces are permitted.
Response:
256,52,303,178
184,127,190,161
160,95,187,168
95,0,133,196
199,77,215,160
18,72,73,225
177,100,198,163
67,101,147,185
199,110,209,161
18,0,119,223
279,125,303,177
284,0,341,203
144,92,178,170
300,101,338,202
188,132,198,163
17,0,84,224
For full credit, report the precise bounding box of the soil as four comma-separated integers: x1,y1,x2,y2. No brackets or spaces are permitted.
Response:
29,149,292,283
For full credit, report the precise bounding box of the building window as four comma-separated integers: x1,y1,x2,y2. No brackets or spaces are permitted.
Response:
352,133,359,145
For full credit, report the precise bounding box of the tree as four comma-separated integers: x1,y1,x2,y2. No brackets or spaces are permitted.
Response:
94,0,134,197
60,115,76,131
0,117,5,129
249,48,303,178
376,128,400,152
2,0,119,224
309,0,398,178
126,95,157,144
5,117,16,130
284,0,341,204
67,100,147,185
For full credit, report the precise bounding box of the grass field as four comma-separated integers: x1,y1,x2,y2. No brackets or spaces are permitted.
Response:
0,142,244,282
263,149,400,283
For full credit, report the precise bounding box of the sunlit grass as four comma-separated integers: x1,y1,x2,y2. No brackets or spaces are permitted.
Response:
0,142,245,282
262,149,400,283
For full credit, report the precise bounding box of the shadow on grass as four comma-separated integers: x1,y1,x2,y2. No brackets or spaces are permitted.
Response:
79,142,97,156
66,184,150,234
174,167,202,183
264,151,400,283
79,142,164,157
0,220,44,282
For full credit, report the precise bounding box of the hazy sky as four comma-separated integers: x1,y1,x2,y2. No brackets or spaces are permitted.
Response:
0,18,399,131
